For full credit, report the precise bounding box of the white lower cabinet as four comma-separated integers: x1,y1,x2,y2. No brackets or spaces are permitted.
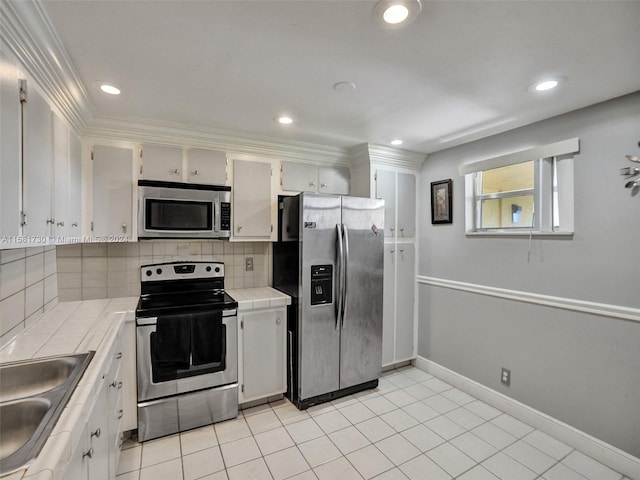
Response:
382,243,415,366
67,375,109,480
238,307,287,403
66,330,125,480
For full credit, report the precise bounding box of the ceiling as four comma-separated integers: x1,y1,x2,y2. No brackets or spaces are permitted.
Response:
38,0,640,155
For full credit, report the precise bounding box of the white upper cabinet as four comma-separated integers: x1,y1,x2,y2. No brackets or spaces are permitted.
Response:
318,166,350,195
53,112,70,238
281,162,350,195
375,169,396,238
139,144,183,182
92,145,134,240
375,169,416,239
23,85,53,238
397,172,416,238
233,159,272,239
281,162,317,192
186,148,227,185
0,48,22,238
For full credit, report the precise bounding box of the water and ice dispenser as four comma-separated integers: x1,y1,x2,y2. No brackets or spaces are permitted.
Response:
310,265,333,306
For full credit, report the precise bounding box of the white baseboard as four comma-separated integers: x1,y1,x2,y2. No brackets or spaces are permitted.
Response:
414,356,640,480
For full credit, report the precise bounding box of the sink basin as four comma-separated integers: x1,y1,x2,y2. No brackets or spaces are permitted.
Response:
0,356,79,403
0,352,94,475
0,398,51,460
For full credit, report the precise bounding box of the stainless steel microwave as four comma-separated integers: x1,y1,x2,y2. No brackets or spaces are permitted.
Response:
138,180,231,239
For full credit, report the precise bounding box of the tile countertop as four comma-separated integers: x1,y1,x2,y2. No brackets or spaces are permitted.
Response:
0,297,138,480
227,287,292,310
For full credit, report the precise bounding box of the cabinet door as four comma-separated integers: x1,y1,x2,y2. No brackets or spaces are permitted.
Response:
140,144,183,181
67,423,89,480
53,112,70,238
318,166,350,195
375,169,396,238
395,244,415,361
282,161,317,192
92,145,133,239
382,244,396,367
68,132,82,236
87,377,109,480
241,309,286,402
233,160,271,238
187,148,227,184
23,86,53,237
120,320,137,431
0,48,22,237
397,173,416,238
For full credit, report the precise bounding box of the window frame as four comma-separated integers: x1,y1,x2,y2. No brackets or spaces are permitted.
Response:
461,139,578,236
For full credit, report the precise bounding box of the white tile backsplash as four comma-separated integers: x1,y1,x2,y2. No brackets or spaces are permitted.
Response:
0,246,58,346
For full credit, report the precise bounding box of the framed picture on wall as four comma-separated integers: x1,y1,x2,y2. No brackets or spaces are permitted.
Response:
431,179,452,224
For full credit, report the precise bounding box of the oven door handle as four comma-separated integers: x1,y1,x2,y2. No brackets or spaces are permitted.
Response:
136,309,237,326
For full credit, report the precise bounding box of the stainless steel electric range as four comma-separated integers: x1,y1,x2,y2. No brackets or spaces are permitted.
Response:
135,261,238,442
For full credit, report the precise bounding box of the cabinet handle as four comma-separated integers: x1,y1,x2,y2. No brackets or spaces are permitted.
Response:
237,224,242,232
276,317,281,325
72,222,78,227
399,248,404,253
111,380,123,389
320,183,327,188
400,227,404,232
57,221,64,227
118,409,124,419
390,249,395,253
191,170,199,176
390,227,395,231
47,218,55,224
82,448,94,459
309,182,316,187
122,224,127,234
21,212,27,226
116,352,123,359
172,169,180,174
91,428,101,438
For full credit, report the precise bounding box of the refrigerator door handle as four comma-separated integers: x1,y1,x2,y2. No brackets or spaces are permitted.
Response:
336,223,344,330
341,223,349,329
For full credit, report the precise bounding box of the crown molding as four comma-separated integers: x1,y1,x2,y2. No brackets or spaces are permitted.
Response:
83,115,354,167
366,144,427,170
0,0,95,133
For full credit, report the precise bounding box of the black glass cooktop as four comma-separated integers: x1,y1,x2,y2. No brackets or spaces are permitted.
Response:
136,291,237,317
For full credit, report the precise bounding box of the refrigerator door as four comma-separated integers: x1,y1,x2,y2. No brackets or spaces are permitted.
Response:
339,196,384,389
299,193,342,400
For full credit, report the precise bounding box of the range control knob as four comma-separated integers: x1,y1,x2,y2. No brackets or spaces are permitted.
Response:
156,268,162,275
215,267,221,273
206,266,212,272
145,270,152,277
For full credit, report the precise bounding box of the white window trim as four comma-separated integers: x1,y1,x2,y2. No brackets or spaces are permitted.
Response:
463,138,579,236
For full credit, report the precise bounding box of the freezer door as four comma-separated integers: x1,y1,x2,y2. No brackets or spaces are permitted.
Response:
340,196,384,389
299,193,342,400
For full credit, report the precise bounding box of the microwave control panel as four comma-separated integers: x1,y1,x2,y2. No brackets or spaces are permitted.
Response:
220,202,231,231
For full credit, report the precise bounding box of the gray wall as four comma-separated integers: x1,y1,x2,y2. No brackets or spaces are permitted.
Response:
417,92,640,457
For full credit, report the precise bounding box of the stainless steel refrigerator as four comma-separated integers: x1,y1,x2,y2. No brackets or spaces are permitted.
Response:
273,193,384,409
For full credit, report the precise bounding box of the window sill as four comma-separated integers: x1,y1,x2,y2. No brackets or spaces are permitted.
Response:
466,230,574,238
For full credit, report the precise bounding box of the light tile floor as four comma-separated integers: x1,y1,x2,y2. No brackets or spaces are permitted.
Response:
116,366,632,480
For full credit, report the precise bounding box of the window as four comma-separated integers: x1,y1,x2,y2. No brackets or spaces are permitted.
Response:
461,138,579,235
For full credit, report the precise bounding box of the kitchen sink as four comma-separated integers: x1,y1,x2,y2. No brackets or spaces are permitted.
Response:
0,352,94,475
0,356,80,403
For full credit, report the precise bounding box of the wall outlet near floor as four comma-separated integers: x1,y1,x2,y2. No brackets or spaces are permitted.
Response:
501,367,511,386
245,257,254,272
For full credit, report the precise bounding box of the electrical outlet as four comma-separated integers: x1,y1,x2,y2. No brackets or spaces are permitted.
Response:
501,367,511,386
245,257,254,272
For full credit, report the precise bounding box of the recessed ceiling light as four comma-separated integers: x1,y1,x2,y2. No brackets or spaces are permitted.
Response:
100,84,121,95
390,139,403,146
527,76,566,93
276,116,293,125
373,0,422,28
333,81,356,94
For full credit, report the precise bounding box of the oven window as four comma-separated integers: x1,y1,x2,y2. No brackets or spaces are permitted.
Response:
150,312,226,383
146,198,212,231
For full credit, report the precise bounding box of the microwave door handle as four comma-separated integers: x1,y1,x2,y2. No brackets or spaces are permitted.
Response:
214,198,220,233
